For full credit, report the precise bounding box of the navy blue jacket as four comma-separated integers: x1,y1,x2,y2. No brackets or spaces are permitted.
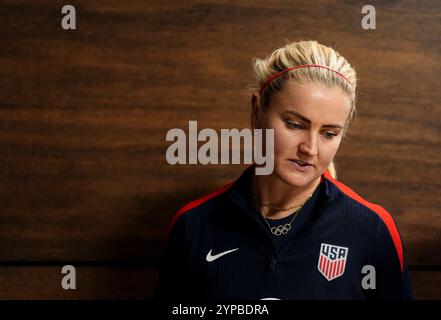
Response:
155,166,413,300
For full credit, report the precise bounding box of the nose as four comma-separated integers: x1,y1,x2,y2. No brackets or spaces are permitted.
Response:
299,131,318,156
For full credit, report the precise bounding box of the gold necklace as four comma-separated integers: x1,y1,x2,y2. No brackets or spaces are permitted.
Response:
251,179,319,236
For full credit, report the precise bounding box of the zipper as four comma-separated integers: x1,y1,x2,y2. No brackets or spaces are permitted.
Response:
276,195,332,261
226,176,334,265
228,196,279,256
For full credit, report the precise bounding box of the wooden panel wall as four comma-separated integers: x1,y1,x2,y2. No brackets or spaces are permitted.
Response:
0,0,440,299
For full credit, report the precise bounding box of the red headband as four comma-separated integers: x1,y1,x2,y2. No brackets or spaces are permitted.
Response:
259,64,351,94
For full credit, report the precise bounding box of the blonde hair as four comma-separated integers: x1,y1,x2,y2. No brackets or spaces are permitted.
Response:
251,40,358,179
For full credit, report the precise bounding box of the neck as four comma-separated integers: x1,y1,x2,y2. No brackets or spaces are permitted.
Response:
252,172,321,220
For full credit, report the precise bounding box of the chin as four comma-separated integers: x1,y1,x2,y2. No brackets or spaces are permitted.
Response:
274,163,317,188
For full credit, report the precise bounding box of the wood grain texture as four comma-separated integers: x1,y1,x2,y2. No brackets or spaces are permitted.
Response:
0,266,439,300
0,266,157,299
0,0,440,298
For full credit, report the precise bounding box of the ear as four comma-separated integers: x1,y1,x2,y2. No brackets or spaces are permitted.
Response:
250,92,262,129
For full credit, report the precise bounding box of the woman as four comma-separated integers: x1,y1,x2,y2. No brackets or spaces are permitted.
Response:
155,40,413,300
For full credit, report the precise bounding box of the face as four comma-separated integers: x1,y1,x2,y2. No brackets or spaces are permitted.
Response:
252,80,351,187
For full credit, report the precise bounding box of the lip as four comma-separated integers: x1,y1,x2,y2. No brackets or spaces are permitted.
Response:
289,159,314,172
290,159,314,166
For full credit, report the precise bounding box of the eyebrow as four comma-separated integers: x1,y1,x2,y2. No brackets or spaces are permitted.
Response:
285,110,344,129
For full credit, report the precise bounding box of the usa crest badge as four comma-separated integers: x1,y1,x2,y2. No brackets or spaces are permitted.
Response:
317,243,349,281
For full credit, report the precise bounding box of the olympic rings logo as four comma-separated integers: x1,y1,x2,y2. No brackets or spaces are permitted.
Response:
271,223,291,236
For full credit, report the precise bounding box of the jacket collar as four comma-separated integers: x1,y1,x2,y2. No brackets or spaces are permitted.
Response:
226,165,334,241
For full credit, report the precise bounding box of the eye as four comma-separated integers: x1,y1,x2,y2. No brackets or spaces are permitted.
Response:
287,121,303,129
322,131,338,139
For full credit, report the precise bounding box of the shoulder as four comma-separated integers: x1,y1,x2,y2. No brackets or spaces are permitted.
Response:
324,171,398,228
164,182,234,241
324,171,395,224
323,171,404,270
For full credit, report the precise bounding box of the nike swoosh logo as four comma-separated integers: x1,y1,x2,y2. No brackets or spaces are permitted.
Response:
206,248,239,262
